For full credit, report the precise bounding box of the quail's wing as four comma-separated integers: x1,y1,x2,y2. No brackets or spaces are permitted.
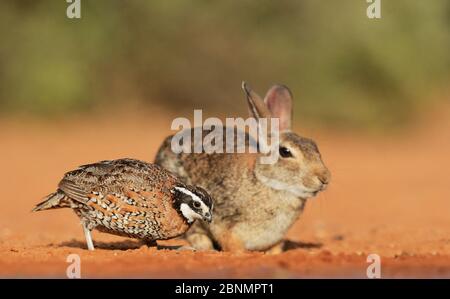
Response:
57,161,109,203
58,158,178,205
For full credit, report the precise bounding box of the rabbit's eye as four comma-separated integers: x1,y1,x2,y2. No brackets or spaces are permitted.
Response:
279,146,293,158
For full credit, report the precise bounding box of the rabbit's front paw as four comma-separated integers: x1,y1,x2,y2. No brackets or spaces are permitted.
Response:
186,232,215,251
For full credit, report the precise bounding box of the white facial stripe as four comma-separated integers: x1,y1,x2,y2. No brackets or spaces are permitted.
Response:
174,186,209,215
174,186,201,201
180,203,198,223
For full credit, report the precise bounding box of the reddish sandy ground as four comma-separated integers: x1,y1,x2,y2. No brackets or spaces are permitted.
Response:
0,106,449,278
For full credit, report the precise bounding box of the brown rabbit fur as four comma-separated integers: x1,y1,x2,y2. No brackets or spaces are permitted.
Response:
155,83,330,251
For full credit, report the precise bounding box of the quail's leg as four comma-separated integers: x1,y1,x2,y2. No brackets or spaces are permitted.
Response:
82,223,95,251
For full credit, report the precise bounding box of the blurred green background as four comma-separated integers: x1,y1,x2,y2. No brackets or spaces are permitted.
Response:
0,0,448,129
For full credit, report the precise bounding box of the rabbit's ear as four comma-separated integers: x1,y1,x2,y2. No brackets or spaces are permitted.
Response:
264,85,293,131
242,82,271,120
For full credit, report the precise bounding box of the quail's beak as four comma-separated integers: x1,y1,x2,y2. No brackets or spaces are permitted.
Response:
203,212,212,223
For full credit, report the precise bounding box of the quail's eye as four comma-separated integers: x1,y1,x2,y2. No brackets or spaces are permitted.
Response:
279,146,293,158
193,201,201,209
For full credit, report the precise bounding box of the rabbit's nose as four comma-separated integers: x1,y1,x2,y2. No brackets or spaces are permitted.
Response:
317,170,331,186
318,176,328,185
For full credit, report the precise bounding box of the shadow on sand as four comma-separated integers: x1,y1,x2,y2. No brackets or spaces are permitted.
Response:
54,238,322,252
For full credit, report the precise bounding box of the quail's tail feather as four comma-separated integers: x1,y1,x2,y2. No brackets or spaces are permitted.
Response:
32,191,66,212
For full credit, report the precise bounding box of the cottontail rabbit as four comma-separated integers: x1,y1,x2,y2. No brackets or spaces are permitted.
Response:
155,83,330,251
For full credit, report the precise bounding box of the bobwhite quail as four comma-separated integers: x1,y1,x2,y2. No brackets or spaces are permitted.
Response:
32,158,214,250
